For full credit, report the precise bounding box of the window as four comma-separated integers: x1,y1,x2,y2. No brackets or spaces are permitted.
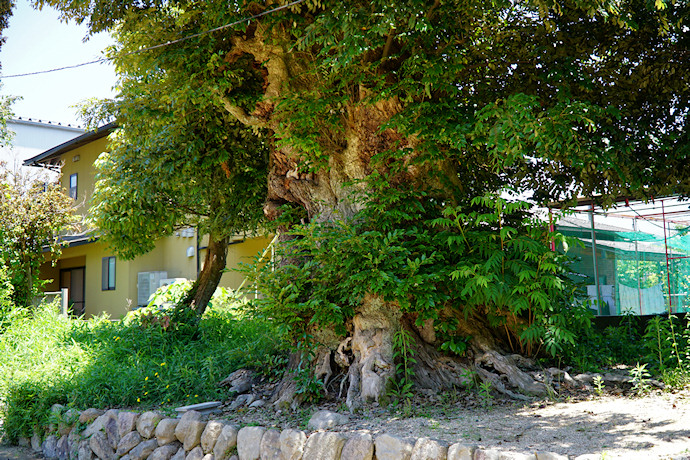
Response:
102,256,116,291
69,173,78,200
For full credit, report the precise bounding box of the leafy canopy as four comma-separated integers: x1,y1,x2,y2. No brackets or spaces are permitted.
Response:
38,0,690,206
86,17,269,259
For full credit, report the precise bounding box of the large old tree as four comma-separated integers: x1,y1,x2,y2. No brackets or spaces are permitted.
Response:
38,0,690,407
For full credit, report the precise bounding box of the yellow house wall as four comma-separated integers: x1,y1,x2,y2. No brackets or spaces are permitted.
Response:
41,242,130,319
40,233,272,319
217,235,274,289
36,132,272,318
58,137,108,217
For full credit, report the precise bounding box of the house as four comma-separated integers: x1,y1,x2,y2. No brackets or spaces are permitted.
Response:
1,118,84,176
24,124,272,319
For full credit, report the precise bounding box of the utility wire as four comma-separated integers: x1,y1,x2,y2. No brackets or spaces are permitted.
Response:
1,0,307,79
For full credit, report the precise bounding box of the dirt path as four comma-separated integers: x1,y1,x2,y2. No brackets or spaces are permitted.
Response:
225,390,690,459
359,394,690,459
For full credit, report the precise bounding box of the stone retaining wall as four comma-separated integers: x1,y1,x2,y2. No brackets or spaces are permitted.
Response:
24,405,576,460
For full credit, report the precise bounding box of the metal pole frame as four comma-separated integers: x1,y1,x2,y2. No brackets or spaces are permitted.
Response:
634,217,642,315
662,200,673,313
590,204,603,315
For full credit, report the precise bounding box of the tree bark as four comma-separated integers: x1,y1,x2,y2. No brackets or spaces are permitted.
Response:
222,24,547,409
183,233,229,316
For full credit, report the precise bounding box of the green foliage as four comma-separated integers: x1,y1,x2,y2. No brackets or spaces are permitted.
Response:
630,363,652,396
643,316,681,372
253,183,590,358
0,91,15,147
439,335,469,357
38,0,690,206
433,193,592,356
0,300,284,442
593,375,604,396
291,334,323,404
477,380,494,408
146,280,195,309
145,280,243,312
563,313,644,372
0,264,16,330
83,0,269,262
388,328,417,403
88,111,267,262
0,167,76,307
564,313,690,390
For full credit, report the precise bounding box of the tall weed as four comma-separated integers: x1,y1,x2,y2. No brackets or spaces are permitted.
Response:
0,301,285,442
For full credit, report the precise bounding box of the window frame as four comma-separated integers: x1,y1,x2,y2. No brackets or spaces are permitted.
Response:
69,173,78,200
101,256,116,291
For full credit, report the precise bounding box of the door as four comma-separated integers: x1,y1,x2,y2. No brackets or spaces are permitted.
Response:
60,267,85,316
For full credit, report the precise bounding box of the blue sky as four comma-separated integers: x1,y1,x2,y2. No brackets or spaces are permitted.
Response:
0,0,116,127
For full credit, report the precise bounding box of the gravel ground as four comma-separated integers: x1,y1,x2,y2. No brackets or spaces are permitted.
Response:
219,389,690,459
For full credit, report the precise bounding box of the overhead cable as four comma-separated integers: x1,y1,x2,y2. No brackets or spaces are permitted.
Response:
1,0,307,79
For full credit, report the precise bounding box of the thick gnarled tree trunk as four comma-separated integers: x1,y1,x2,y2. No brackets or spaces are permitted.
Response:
219,23,546,410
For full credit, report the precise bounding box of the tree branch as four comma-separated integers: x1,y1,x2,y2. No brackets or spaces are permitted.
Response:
426,0,441,20
382,28,395,61
217,93,268,128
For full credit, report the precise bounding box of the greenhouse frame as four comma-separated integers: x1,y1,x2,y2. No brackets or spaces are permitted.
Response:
554,197,690,316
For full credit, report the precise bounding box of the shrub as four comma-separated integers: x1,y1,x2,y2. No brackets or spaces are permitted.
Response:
0,264,15,331
251,183,591,358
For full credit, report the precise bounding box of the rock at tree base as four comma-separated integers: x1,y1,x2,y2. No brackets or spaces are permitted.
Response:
219,369,256,395
307,410,350,430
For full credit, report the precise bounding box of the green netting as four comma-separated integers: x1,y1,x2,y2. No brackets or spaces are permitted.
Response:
559,215,690,316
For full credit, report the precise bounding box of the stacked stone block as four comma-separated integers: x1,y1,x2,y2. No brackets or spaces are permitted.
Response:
32,406,574,460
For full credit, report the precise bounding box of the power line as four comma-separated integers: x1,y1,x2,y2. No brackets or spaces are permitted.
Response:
1,0,307,79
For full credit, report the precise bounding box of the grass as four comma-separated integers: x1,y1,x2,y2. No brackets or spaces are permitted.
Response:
0,300,285,443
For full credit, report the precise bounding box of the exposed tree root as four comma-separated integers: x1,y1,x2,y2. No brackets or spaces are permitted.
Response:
271,303,551,411
474,350,547,397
